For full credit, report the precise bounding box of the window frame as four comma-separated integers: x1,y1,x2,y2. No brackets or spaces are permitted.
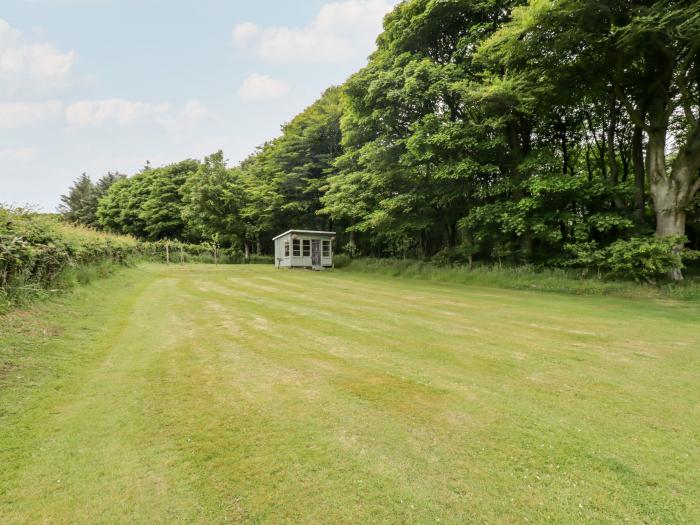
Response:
302,239,311,257
322,240,331,257
292,239,301,256
284,241,290,257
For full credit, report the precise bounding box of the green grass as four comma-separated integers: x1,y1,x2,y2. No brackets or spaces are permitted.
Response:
0,259,133,314
1,264,699,524
338,257,700,300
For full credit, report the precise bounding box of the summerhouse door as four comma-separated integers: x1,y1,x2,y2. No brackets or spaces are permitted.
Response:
311,240,321,266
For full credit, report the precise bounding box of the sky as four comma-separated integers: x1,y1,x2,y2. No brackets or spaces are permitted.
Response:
0,0,399,211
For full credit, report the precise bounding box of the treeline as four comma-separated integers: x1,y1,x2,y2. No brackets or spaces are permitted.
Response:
61,0,700,280
62,88,343,257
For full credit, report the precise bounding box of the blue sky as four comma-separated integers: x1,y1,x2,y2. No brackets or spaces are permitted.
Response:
1,0,399,210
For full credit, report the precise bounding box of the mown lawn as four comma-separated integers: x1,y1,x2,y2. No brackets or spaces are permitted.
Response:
1,264,699,524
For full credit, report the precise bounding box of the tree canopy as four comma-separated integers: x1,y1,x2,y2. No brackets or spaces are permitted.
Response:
60,0,700,278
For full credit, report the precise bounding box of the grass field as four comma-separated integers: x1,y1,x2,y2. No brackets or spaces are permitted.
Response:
1,264,699,524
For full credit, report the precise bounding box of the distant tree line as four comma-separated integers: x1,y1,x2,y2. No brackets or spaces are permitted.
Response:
60,0,700,279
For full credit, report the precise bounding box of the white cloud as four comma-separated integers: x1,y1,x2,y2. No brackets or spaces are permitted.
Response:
238,73,290,101
232,22,261,47
157,99,210,131
65,98,171,127
176,99,209,122
0,100,63,129
0,147,38,162
64,98,210,130
0,18,76,95
232,0,397,64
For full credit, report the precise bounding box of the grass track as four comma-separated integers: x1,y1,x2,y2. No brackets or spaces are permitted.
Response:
1,264,699,524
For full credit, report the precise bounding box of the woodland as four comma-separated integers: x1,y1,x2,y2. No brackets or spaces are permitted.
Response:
59,0,700,280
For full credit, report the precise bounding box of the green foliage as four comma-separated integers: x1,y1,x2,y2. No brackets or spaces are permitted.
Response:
60,172,125,228
235,87,343,248
339,257,700,300
97,161,198,241
332,253,352,268
139,240,273,265
55,0,700,278
140,160,199,240
431,241,479,267
180,152,246,246
566,236,700,283
0,207,139,309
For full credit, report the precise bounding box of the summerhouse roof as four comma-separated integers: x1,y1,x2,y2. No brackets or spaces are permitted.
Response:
272,230,336,241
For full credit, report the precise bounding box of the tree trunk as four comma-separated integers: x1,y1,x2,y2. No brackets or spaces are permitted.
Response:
506,120,534,259
244,241,250,261
648,132,696,236
606,96,626,211
519,234,534,260
646,127,700,281
632,124,646,222
447,222,457,249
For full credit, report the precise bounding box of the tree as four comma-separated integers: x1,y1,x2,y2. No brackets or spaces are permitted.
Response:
140,160,199,241
235,87,345,253
181,151,248,248
322,0,522,257
481,0,700,278
615,3,700,245
60,172,124,228
59,173,97,226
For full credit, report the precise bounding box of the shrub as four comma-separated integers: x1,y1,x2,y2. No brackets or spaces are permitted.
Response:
431,242,480,267
565,236,699,283
333,253,352,268
0,207,140,307
246,254,274,265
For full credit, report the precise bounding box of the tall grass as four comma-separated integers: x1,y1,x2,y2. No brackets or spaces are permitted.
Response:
140,242,273,265
338,257,700,300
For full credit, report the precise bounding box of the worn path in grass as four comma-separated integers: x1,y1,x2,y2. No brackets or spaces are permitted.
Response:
1,264,699,524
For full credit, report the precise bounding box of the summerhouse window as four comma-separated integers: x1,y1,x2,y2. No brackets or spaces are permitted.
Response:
293,239,301,256
302,239,311,256
322,240,331,257
284,241,290,257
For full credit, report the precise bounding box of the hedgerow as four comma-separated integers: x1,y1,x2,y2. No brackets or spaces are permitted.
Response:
0,207,140,310
0,208,275,312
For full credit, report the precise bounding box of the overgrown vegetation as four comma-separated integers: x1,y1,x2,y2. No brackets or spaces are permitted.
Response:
339,257,700,300
0,207,140,312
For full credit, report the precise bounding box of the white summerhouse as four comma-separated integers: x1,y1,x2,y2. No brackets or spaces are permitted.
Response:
273,230,335,269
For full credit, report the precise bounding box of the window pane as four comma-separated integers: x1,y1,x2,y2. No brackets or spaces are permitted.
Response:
284,241,290,257
302,239,311,256
293,239,301,256
322,240,330,257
